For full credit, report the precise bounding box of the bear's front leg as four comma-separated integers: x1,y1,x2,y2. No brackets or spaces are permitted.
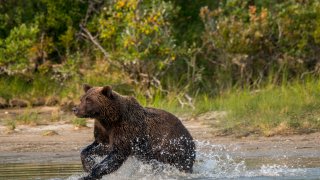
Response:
80,149,129,180
80,141,111,172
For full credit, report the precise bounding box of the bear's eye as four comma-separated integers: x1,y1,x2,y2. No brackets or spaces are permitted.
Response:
86,98,93,104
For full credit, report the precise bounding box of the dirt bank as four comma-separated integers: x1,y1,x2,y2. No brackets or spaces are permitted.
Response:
0,107,319,164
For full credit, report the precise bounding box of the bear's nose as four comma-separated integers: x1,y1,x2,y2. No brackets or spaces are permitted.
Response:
72,107,78,114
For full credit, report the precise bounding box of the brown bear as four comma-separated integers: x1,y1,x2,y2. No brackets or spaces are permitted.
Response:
73,84,195,180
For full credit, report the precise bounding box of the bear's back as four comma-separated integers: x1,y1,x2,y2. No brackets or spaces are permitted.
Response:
144,107,192,138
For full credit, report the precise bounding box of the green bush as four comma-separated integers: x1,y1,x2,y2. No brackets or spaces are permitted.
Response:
198,0,320,92
94,0,180,89
0,24,39,72
1,0,320,135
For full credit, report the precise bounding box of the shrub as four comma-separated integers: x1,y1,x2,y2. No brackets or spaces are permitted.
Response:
198,0,320,92
0,24,39,73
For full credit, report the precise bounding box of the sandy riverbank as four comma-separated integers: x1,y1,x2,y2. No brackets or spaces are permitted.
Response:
0,106,319,165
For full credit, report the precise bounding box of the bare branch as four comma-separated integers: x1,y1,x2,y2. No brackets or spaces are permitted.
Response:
79,25,111,61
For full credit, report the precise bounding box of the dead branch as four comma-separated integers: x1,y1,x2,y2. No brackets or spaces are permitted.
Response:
79,25,110,59
79,24,124,70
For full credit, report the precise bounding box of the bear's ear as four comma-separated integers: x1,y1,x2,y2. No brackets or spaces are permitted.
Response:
102,85,113,99
83,84,92,93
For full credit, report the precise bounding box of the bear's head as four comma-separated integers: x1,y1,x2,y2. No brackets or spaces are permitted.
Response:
73,84,123,122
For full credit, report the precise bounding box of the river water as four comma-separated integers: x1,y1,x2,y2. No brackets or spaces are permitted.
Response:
1,140,319,180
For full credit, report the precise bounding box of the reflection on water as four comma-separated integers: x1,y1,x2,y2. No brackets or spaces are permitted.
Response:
0,163,82,180
1,141,320,180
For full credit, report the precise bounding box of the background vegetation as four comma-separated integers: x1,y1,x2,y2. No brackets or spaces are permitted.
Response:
1,0,320,136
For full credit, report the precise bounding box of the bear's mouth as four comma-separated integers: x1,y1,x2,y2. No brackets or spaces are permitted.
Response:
74,113,86,118
77,112,99,119
73,107,99,118
73,110,89,118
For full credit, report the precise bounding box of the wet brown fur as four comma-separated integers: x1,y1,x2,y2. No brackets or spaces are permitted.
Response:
74,85,195,179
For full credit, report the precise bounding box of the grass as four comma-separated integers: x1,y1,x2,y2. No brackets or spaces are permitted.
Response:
72,118,87,128
3,110,40,130
135,90,193,115
5,120,16,131
0,75,61,100
195,79,320,136
50,109,62,122
1,68,320,136
15,110,40,126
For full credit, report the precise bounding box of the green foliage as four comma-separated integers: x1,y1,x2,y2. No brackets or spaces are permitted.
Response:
169,0,219,44
1,0,320,93
1,0,320,135
0,24,39,72
0,1,37,38
96,0,178,76
0,0,88,62
5,120,16,131
0,74,61,100
204,79,320,136
72,118,87,127
198,0,320,92
135,89,188,114
15,110,40,126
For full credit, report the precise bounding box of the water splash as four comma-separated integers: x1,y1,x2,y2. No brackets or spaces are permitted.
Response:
190,140,246,179
68,141,246,179
67,141,318,180
245,164,307,177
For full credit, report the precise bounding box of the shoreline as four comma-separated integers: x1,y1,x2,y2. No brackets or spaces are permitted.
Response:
0,107,319,165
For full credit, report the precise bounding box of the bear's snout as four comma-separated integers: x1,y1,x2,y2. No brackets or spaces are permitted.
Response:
72,106,79,114
73,105,88,118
